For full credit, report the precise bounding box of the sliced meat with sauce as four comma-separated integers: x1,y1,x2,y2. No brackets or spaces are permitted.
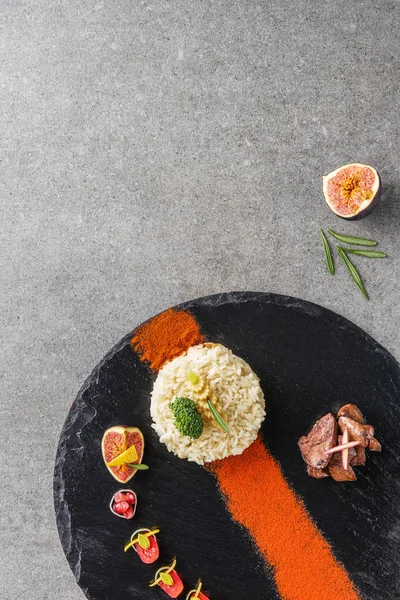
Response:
338,416,368,448
337,404,365,424
328,451,357,482
298,413,338,469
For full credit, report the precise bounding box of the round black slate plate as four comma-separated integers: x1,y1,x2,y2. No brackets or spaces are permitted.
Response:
54,292,400,600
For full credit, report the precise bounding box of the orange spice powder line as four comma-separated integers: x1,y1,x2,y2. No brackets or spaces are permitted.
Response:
131,308,360,600
209,438,359,600
131,308,204,371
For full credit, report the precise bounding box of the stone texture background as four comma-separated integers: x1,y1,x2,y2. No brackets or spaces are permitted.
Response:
1,1,399,598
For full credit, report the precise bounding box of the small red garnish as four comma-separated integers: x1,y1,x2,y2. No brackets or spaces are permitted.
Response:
125,492,136,504
149,558,183,597
157,570,184,598
124,528,160,563
114,501,130,514
135,534,160,564
124,505,135,519
186,581,210,600
110,489,137,519
114,492,127,504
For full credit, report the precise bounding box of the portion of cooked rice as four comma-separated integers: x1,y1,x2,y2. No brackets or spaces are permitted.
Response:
150,343,265,464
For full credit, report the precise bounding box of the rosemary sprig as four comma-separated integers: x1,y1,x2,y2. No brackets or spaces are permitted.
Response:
339,247,386,259
337,247,369,300
328,229,377,247
207,398,230,433
128,463,149,470
320,229,335,274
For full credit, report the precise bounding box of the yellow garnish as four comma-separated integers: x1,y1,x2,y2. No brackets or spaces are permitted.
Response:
188,373,206,391
188,371,199,385
186,581,202,600
149,558,177,587
166,557,177,573
124,528,160,552
107,444,138,467
193,386,210,400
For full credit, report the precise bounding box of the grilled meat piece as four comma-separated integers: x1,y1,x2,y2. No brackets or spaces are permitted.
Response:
368,436,382,452
298,413,338,469
307,465,330,479
350,445,366,467
328,451,357,482
337,404,365,424
338,416,368,448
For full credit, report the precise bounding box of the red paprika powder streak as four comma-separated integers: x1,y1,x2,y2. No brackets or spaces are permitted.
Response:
209,437,360,600
131,308,204,371
132,309,359,599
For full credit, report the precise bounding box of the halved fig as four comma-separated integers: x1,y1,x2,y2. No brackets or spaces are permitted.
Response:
101,426,144,483
323,163,381,220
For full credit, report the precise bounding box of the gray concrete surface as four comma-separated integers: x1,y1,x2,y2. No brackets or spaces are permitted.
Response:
1,1,399,598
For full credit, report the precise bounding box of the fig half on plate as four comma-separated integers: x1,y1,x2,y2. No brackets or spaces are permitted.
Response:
322,163,381,220
101,426,144,483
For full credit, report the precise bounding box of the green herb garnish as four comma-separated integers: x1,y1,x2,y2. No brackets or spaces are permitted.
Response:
337,247,369,300
160,572,174,586
339,247,386,258
327,229,377,246
320,229,335,274
128,463,149,470
207,398,230,433
137,533,150,549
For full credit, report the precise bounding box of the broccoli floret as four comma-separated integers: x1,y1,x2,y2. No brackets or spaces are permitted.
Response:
170,397,204,439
